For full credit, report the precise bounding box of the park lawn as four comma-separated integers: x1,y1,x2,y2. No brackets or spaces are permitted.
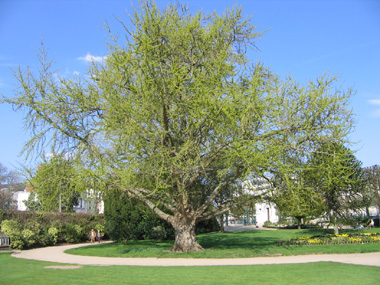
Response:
1,252,380,285
66,228,380,258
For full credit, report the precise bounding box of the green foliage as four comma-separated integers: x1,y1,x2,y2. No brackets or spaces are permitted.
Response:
273,175,325,227
48,227,59,244
1,219,25,249
104,190,174,242
23,192,41,211
62,224,83,243
196,218,220,234
0,211,105,249
363,165,380,212
27,155,81,212
307,143,368,233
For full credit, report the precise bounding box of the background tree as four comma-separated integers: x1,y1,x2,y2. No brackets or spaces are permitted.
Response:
23,192,41,211
272,152,325,229
2,1,354,252
363,165,380,221
28,155,80,212
0,162,23,210
306,143,367,233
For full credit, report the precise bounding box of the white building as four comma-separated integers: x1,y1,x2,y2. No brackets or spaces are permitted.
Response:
13,190,31,211
228,177,279,227
13,187,104,214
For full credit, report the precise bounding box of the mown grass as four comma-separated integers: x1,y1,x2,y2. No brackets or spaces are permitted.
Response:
2,251,380,285
66,228,380,258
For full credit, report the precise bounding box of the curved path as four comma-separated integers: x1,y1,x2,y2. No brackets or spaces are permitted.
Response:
11,242,380,267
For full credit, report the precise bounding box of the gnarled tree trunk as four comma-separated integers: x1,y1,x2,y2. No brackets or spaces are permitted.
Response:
170,215,203,252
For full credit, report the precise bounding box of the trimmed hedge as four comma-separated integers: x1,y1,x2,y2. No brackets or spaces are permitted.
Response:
0,210,105,249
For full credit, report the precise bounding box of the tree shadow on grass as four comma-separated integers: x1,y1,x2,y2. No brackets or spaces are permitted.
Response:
198,231,278,251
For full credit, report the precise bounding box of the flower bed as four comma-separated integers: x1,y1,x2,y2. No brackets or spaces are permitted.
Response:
278,232,380,246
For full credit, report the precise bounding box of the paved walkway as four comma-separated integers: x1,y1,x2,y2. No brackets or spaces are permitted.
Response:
11,241,380,267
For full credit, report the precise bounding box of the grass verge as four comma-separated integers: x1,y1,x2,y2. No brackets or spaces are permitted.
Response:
2,251,380,284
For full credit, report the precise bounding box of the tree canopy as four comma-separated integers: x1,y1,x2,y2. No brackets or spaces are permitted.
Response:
1,1,354,251
306,143,367,233
27,155,80,212
363,165,380,215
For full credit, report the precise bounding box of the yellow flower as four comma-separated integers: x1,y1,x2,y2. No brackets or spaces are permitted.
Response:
300,236,311,240
349,237,362,243
308,239,322,244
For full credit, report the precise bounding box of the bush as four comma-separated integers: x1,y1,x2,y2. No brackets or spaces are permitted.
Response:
62,224,83,243
22,229,36,247
48,227,59,244
104,190,175,242
263,220,278,228
0,210,106,249
196,218,220,234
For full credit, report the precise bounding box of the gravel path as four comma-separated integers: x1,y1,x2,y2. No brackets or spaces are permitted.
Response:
11,241,380,267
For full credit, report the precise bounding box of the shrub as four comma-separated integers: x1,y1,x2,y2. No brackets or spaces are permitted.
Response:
150,226,167,241
1,219,25,249
62,224,83,243
0,211,106,249
22,229,36,247
263,220,277,228
104,190,174,242
196,218,220,234
48,227,59,244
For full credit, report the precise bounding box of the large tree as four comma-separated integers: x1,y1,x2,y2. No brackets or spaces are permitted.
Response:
1,1,354,252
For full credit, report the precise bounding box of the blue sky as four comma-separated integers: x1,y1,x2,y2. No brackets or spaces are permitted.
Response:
0,0,379,170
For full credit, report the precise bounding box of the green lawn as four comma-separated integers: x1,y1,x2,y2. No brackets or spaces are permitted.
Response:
66,228,380,258
1,252,380,284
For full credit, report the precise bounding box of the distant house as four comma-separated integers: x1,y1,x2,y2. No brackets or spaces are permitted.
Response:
13,190,31,211
0,183,26,210
13,187,104,214
73,189,104,214
225,178,279,227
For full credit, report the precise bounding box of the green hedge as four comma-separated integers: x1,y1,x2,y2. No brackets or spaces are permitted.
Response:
104,191,220,242
104,190,175,242
0,210,105,249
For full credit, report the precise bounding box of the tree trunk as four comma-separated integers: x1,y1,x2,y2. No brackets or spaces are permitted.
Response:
170,218,204,252
219,215,225,233
330,210,339,234
333,224,339,235
297,218,301,230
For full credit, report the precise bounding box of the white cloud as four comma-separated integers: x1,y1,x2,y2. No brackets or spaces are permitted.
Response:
368,99,380,118
368,99,380,106
73,71,80,76
78,52,106,63
45,152,73,160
